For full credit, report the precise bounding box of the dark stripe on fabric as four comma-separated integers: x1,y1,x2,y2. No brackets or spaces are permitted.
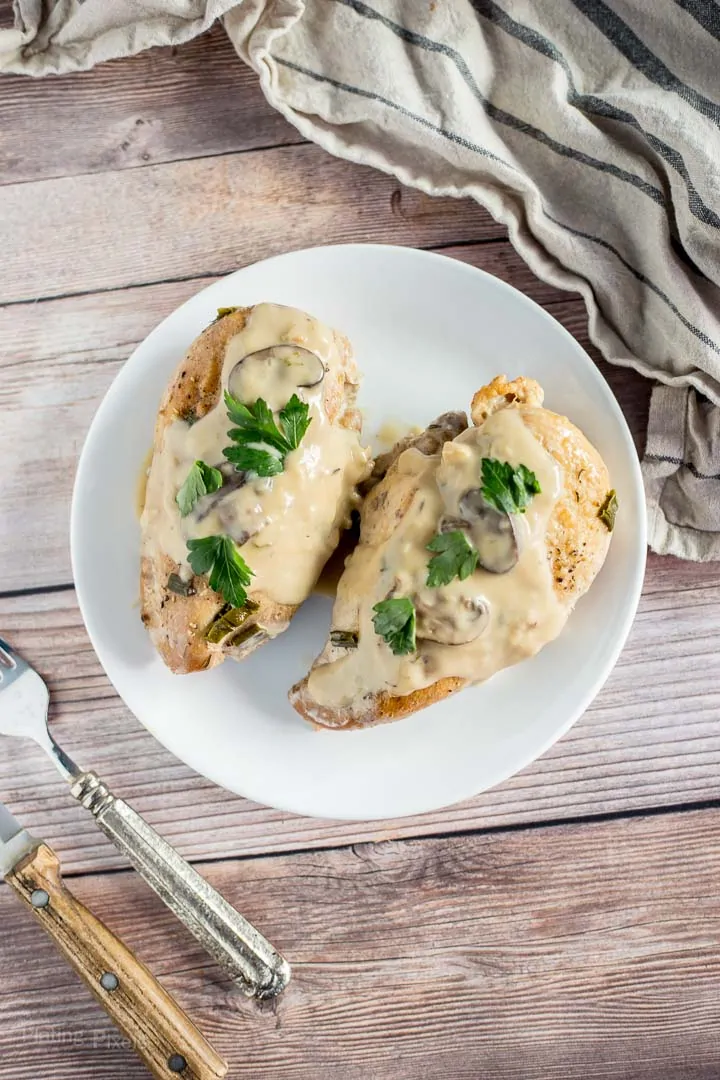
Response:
470,0,720,229
568,0,720,124
645,453,720,480
275,54,720,357
543,212,720,355
334,0,666,206
275,56,515,170
672,0,720,42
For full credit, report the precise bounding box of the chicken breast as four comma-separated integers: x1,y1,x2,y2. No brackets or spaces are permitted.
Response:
140,303,370,673
290,376,615,729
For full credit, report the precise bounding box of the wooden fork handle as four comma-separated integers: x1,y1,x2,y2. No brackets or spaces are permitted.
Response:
6,842,228,1080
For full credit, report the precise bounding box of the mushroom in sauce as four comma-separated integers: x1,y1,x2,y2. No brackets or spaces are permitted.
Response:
415,591,489,645
456,488,519,574
194,461,248,521
228,344,326,407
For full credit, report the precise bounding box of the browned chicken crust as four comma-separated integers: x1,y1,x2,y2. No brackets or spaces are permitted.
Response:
140,307,361,674
290,376,612,729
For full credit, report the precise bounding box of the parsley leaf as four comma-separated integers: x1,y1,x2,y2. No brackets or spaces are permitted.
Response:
598,489,618,531
223,444,284,476
176,460,223,517
223,391,311,477
186,535,254,607
426,530,478,588
481,458,541,515
225,393,289,452
279,393,312,448
372,597,416,655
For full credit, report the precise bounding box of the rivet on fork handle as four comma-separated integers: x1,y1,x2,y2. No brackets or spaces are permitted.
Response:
8,842,228,1079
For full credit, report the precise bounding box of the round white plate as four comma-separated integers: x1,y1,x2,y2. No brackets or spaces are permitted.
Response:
71,244,646,821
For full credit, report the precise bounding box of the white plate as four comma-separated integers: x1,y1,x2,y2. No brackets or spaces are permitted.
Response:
71,244,646,821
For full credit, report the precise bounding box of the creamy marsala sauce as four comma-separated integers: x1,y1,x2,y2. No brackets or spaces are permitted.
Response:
307,408,568,709
141,303,370,607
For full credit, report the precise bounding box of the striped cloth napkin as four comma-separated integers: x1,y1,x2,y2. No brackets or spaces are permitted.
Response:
3,0,719,560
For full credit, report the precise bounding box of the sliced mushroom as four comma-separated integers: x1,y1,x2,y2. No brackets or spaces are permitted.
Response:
228,344,325,404
412,411,469,456
457,489,519,574
362,411,468,494
438,515,471,536
415,591,489,645
194,462,248,521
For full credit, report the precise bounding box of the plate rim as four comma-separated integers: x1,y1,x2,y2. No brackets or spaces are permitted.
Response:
70,242,647,820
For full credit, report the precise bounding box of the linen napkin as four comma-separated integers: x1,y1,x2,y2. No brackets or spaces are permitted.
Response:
3,0,720,560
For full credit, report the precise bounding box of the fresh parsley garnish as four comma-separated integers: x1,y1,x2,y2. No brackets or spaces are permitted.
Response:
176,460,223,517
481,458,541,514
226,445,284,477
598,489,618,531
223,391,311,477
426,530,478,588
186,535,254,607
372,597,416,656
279,393,313,448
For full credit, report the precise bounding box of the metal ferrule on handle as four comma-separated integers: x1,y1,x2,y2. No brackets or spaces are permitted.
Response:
71,771,290,999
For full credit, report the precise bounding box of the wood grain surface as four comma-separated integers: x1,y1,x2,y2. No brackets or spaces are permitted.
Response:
0,24,301,185
1,556,719,872
7,843,228,1079
0,145,503,304
2,808,720,1079
1,17,719,1080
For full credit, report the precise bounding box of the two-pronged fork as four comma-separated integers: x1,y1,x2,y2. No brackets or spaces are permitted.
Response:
0,635,290,999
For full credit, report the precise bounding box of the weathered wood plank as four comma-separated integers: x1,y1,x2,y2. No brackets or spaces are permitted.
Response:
0,266,637,591
438,241,570,307
0,144,502,303
0,571,718,873
0,24,300,185
1,808,719,1078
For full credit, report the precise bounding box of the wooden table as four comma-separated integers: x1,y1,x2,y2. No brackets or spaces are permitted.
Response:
1,21,719,1080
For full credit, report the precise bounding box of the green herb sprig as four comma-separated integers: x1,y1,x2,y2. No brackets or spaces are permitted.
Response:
372,598,416,656
481,458,541,515
176,460,223,517
186,535,254,607
598,489,618,531
223,392,311,478
204,601,259,644
426,530,478,588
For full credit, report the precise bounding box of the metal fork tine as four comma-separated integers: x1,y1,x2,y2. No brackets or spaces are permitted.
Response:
0,636,18,673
